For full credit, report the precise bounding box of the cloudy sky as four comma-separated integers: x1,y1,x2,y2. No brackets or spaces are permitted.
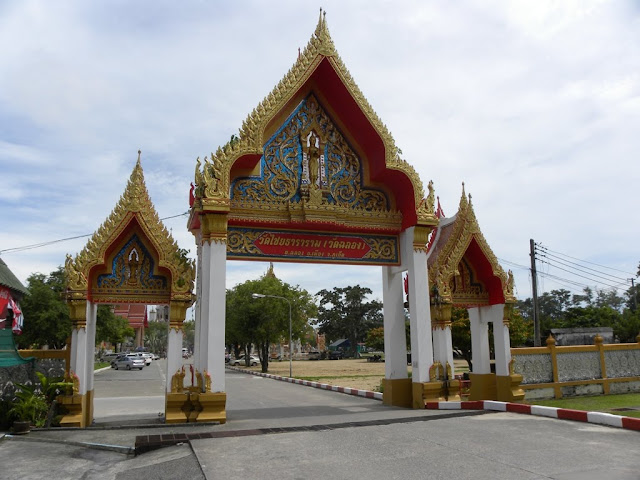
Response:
1,0,638,306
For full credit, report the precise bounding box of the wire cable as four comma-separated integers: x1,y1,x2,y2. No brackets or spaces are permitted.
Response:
536,243,636,277
0,211,190,255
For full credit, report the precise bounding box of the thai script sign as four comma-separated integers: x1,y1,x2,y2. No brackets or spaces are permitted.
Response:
227,227,399,265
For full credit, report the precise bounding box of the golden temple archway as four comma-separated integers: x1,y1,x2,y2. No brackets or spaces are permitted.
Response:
61,152,195,427
427,186,523,402
187,12,450,419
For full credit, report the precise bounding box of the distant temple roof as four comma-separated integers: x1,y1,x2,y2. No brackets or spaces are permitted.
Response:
114,304,148,328
0,258,27,296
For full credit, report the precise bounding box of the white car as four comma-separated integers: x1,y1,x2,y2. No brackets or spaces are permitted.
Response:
230,354,260,366
133,352,152,366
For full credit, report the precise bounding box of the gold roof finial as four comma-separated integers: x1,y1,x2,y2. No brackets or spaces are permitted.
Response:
137,149,142,164
459,182,468,209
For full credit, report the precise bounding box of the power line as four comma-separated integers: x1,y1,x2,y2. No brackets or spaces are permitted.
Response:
0,211,190,255
537,253,629,285
537,249,629,282
537,243,636,277
537,257,627,292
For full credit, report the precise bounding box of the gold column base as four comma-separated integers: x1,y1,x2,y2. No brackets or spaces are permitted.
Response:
57,394,85,428
495,374,525,402
196,392,227,424
468,373,497,401
382,378,412,408
165,392,190,424
414,379,462,407
446,379,461,402
186,387,202,422
83,389,94,427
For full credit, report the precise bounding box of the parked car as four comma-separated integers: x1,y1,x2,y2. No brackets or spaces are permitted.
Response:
328,350,343,360
101,352,120,363
112,354,145,370
308,350,321,360
134,352,153,365
229,354,259,366
151,353,160,360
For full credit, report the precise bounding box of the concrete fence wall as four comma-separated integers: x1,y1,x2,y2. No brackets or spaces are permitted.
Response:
511,338,640,400
0,350,68,401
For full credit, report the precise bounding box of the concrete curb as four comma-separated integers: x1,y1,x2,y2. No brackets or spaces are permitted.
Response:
227,366,383,401
228,366,640,432
425,400,640,432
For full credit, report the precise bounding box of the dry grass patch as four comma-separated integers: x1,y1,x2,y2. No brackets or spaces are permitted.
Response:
239,358,469,392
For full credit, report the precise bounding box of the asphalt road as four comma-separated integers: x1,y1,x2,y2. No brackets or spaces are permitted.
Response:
2,366,640,480
93,358,169,424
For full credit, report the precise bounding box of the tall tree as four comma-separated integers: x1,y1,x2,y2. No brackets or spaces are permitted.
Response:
314,286,382,357
226,271,316,372
17,267,71,349
144,320,168,356
96,305,134,351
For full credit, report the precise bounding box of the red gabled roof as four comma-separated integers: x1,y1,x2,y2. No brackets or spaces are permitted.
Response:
114,304,147,328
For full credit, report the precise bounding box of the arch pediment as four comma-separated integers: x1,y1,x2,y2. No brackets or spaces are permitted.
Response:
191,11,437,233
65,153,195,305
427,186,515,307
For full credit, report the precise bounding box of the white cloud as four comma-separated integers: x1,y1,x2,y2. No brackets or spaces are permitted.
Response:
0,0,638,301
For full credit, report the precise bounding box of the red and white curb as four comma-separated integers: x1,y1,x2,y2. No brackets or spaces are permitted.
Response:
425,400,640,432
228,366,383,401
228,367,640,432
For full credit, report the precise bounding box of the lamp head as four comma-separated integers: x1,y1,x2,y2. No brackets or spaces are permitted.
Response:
251,293,265,299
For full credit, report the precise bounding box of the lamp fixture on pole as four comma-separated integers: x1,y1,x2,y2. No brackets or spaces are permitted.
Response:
251,293,293,378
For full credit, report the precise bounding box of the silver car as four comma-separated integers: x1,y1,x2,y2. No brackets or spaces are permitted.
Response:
112,354,145,370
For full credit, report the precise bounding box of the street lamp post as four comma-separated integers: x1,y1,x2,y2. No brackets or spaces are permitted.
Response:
252,293,292,378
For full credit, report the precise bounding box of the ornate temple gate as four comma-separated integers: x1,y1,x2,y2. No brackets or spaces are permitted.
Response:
61,13,523,428
426,189,524,402
187,13,454,421
62,154,195,427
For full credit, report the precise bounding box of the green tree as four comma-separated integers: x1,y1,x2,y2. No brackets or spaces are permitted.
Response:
314,286,382,358
226,271,316,372
183,320,195,352
17,267,71,349
365,326,384,351
144,320,168,356
96,306,134,351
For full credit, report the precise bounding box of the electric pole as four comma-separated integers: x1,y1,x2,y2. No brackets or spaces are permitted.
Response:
530,239,540,346
630,277,637,312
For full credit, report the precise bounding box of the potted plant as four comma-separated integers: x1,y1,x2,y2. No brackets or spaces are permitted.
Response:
8,390,48,434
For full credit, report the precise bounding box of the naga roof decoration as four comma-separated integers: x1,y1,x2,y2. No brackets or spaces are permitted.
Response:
427,184,515,306
192,9,437,230
66,151,195,303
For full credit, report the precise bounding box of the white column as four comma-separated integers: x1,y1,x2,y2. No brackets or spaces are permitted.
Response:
382,266,408,379
402,227,433,383
70,329,79,376
84,302,97,393
492,304,511,376
193,237,203,372
72,327,88,395
199,240,211,376
469,306,491,374
203,239,227,392
166,327,184,392
432,324,454,377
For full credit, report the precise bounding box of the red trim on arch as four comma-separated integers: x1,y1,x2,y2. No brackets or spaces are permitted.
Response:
465,237,505,305
228,57,419,230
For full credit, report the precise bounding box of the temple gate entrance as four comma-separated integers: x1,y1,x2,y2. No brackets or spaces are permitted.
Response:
187,13,446,422
61,153,195,427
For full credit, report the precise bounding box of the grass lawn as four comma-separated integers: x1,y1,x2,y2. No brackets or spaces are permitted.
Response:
94,361,111,370
527,393,640,418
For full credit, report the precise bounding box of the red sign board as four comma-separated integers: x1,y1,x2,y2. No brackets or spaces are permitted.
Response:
254,232,372,260
227,227,400,265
